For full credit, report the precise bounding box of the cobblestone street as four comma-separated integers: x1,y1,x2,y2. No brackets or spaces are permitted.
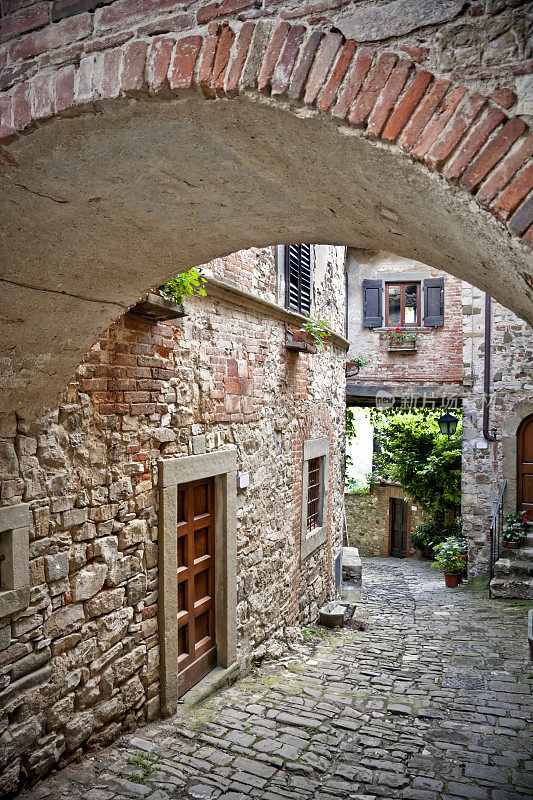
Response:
17,559,533,800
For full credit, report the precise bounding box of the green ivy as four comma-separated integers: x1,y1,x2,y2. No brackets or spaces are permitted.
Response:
371,408,462,527
159,268,207,306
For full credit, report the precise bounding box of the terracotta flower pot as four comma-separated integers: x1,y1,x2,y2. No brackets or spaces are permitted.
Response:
444,573,459,588
502,541,519,549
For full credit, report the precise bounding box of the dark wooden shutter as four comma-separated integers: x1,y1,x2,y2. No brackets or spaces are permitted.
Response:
423,278,445,327
362,279,383,327
285,244,312,315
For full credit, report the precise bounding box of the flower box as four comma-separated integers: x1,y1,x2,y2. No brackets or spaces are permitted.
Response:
388,340,417,352
285,328,317,354
127,292,187,322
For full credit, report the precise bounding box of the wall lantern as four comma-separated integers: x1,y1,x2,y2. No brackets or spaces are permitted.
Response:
438,412,459,439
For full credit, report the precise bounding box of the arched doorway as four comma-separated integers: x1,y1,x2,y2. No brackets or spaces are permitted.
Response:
518,415,533,520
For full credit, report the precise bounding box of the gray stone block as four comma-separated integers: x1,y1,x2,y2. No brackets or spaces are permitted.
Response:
44,552,69,582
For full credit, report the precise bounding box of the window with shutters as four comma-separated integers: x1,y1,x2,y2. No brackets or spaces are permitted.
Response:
285,244,312,315
362,277,444,328
385,282,421,326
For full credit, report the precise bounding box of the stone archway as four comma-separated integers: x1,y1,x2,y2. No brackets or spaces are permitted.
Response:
1,17,532,414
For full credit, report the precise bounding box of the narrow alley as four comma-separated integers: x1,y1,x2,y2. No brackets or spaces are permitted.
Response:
17,560,532,800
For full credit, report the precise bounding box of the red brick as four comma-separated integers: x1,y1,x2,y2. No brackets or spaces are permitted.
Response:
424,91,485,168
461,116,527,191
9,13,92,63
168,35,203,93
225,20,254,97
287,29,323,101
55,63,74,111
332,46,373,119
121,39,147,95
271,23,306,97
0,92,14,138
399,44,428,63
411,84,467,160
398,78,450,151
31,71,53,119
99,47,122,99
212,23,235,96
303,32,342,105
141,603,157,620
317,39,356,112
147,35,174,95
130,403,156,415
199,21,221,99
84,31,132,53
488,88,517,108
258,21,290,93
477,133,533,205
2,0,38,12
492,164,533,220
509,194,533,236
444,106,505,180
366,58,411,137
97,0,180,31
349,51,397,126
0,3,48,42
137,12,192,36
197,0,253,23
381,69,433,142
12,81,31,130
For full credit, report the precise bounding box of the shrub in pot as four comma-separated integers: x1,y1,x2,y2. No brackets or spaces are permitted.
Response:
502,512,527,548
431,537,468,587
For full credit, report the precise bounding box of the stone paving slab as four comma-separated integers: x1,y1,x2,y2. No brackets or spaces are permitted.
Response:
15,559,533,800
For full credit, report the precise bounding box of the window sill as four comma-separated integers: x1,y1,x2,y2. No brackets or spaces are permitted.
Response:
301,525,327,561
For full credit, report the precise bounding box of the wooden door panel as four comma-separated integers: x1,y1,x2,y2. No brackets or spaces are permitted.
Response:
390,498,407,558
177,476,216,697
518,417,533,520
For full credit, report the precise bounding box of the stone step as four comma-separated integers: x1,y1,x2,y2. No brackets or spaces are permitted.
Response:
502,545,533,561
490,576,533,600
493,557,533,577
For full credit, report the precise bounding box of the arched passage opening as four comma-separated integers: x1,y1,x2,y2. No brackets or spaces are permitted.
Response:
1,20,532,414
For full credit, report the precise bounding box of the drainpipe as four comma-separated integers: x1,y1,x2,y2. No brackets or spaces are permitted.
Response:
483,293,498,443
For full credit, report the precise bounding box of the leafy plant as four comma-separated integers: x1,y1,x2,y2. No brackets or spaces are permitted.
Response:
345,475,371,494
371,409,461,527
302,314,330,349
503,511,527,541
410,518,462,558
383,327,430,344
346,355,371,372
431,537,467,574
159,267,207,306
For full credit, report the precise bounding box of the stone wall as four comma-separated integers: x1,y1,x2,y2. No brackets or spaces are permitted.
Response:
346,250,464,390
461,287,533,576
0,245,347,794
345,481,427,558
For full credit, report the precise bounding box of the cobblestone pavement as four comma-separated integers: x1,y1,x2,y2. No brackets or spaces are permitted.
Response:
18,559,533,800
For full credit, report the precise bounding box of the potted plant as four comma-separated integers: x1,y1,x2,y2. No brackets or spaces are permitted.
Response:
127,268,207,322
346,355,371,377
383,327,429,352
502,511,527,549
431,537,468,587
286,314,330,354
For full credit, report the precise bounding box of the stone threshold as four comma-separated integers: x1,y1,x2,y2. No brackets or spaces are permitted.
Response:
175,662,241,715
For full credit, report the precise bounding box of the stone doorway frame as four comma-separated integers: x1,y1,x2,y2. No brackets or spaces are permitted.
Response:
502,401,533,517
159,449,238,716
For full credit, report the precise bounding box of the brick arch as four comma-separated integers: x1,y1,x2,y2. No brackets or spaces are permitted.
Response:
0,18,532,414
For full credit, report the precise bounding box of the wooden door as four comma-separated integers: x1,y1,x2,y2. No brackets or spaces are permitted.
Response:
176,477,217,697
518,416,533,521
390,498,408,558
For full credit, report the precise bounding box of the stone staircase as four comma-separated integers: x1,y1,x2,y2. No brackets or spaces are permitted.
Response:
490,522,533,599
